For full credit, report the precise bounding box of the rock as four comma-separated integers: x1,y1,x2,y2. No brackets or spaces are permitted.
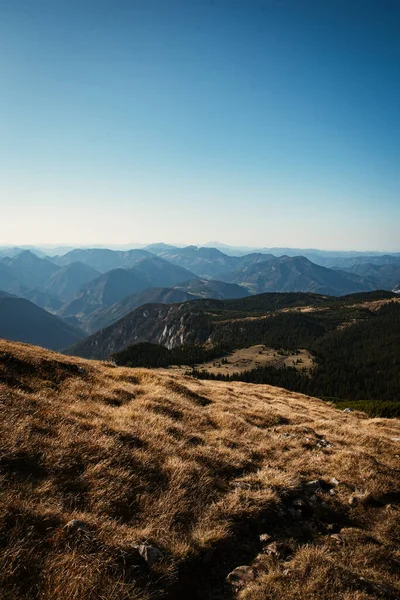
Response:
226,565,255,586
316,439,332,448
64,519,90,533
136,544,164,567
329,488,336,496
259,533,272,543
343,408,354,413
305,479,326,492
391,437,400,442
266,541,290,560
330,477,340,486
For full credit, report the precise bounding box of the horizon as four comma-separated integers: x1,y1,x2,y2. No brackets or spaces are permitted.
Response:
1,0,399,250
2,240,400,255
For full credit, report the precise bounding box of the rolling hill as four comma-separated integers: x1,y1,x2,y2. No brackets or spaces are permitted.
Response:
0,338,399,599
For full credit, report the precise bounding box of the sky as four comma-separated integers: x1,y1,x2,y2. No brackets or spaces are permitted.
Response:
0,0,399,250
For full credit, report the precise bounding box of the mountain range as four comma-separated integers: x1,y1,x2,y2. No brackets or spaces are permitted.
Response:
0,244,400,351
66,290,396,360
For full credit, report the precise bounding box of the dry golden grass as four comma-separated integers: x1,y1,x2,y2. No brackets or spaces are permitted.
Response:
0,338,399,600
167,345,313,376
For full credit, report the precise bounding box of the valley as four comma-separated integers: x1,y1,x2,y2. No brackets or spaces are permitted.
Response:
1,246,400,419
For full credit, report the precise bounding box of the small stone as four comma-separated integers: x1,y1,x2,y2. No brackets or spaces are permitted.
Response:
259,533,272,543
316,439,332,448
136,544,164,567
266,541,290,560
330,477,340,486
305,479,324,491
64,519,90,533
329,488,336,496
226,565,255,586
391,437,400,442
343,408,354,413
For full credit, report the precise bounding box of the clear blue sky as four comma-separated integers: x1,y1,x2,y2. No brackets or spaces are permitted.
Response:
1,0,399,250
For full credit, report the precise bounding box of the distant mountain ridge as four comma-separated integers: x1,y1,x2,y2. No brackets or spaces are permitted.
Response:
1,245,399,334
0,295,85,350
44,262,101,302
51,248,153,272
221,254,375,295
59,268,150,321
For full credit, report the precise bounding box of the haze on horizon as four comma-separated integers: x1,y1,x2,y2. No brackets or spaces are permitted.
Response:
1,0,399,252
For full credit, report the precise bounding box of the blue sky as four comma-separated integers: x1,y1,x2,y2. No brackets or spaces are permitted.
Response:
0,0,399,250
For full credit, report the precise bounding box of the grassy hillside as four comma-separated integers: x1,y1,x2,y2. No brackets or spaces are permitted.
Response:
0,339,399,599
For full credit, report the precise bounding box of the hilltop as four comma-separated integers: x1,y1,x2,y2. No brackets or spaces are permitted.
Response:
0,339,399,599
